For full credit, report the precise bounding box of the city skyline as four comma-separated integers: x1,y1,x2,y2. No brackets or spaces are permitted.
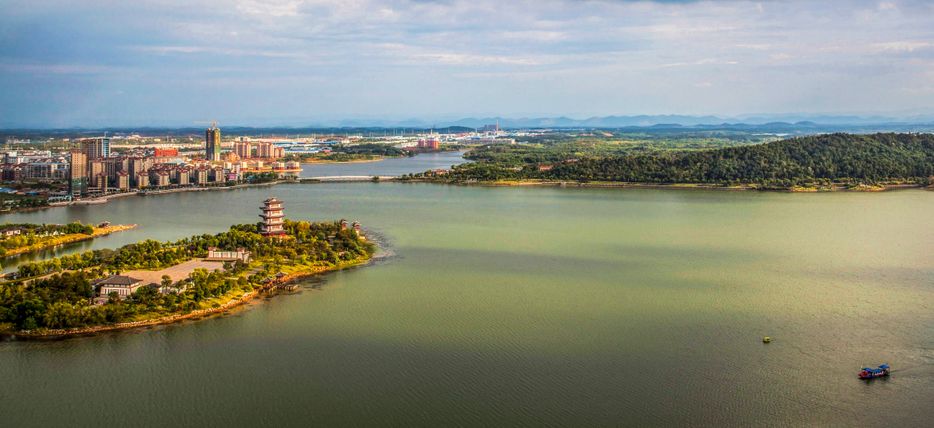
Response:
2,0,934,127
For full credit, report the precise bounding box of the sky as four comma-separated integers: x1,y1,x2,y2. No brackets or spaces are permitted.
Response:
1,0,933,127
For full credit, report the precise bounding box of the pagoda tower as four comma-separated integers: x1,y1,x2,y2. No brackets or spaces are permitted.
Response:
259,197,286,237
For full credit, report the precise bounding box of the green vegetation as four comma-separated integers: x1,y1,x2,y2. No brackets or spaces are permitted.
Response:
285,143,413,163
509,131,775,154
0,194,50,211
0,220,374,333
242,171,282,184
0,222,98,257
339,143,412,157
418,133,934,189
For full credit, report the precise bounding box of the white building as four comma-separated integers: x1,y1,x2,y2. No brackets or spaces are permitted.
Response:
206,247,251,263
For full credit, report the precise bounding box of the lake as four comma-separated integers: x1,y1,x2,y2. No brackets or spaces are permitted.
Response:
0,180,932,426
300,151,465,177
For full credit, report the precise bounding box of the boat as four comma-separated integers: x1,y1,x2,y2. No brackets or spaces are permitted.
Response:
762,336,771,343
858,364,890,379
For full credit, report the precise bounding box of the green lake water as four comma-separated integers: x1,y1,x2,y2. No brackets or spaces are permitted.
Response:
0,183,932,426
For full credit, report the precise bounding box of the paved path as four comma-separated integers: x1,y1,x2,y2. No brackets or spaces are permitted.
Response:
122,259,226,284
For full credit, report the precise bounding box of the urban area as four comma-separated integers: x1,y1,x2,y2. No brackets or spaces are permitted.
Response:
0,123,515,210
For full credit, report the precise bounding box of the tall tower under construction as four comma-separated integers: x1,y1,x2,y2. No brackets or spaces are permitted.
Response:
205,123,221,162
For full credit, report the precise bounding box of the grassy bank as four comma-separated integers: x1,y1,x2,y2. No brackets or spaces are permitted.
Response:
0,224,137,259
401,177,930,192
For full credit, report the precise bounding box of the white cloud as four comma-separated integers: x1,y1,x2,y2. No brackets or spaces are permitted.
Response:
3,0,934,122
877,2,898,11
870,41,933,52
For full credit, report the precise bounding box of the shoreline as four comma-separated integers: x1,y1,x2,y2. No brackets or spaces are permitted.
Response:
4,257,370,340
1,224,138,259
4,181,294,215
300,157,386,164
3,175,930,217
137,180,284,196
401,179,932,192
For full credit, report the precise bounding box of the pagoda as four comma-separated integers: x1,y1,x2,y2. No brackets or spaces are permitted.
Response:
259,197,286,237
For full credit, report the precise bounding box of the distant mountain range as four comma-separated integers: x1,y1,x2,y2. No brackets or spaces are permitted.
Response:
3,114,934,136
433,114,934,129
258,113,934,130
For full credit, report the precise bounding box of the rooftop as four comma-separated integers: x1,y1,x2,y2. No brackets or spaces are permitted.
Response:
94,275,143,286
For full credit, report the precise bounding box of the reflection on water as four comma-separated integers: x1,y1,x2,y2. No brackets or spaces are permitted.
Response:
2,239,97,273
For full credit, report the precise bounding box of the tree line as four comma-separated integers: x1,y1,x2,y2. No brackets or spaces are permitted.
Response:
435,133,934,187
1,220,374,332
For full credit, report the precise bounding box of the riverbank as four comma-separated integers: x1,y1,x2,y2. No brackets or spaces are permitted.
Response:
7,181,293,215
5,256,371,340
300,157,386,164
301,175,397,183
5,173,928,218
0,224,137,258
403,178,932,192
137,180,284,196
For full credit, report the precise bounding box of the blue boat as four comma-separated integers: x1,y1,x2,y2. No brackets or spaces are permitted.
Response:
858,364,889,379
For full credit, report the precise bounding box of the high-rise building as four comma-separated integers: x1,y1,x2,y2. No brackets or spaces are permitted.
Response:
89,159,105,181
80,137,110,160
259,197,286,237
256,142,273,158
68,150,88,197
234,141,252,159
117,171,130,191
205,125,221,162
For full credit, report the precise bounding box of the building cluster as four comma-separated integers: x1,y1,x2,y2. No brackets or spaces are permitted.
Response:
1,122,530,204
233,139,286,160
415,135,441,150
25,126,302,200
67,137,229,197
0,150,69,182
223,159,302,175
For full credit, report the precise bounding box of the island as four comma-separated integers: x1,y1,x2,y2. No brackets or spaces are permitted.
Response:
286,143,414,163
0,198,374,338
405,133,934,191
0,222,137,259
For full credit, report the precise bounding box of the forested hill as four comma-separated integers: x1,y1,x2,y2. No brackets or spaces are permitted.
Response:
439,133,934,188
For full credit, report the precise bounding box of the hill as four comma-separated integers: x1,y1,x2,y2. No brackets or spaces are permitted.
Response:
436,133,934,189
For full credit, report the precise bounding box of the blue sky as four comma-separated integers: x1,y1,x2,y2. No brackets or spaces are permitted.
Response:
1,0,933,127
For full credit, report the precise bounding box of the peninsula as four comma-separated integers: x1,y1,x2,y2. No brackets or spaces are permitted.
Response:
0,199,374,338
0,222,136,259
407,133,934,191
